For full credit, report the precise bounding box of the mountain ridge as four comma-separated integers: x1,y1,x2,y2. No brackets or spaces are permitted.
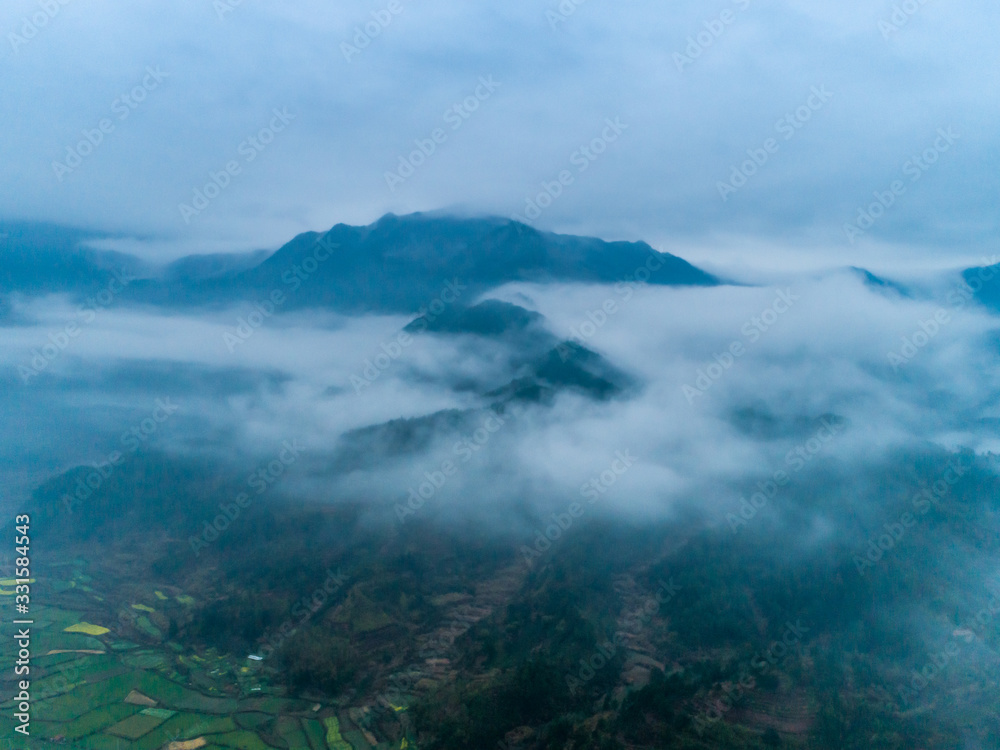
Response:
226,212,719,313
0,214,719,313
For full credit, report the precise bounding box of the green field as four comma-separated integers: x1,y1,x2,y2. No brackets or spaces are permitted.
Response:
0,562,396,750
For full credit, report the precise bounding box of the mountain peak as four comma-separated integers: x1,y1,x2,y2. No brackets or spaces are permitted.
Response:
238,213,718,312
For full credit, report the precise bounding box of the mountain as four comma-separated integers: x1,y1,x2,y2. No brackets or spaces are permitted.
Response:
404,298,544,338
0,214,718,312
332,300,635,471
848,266,909,297
224,213,719,312
962,260,1000,310
408,299,635,400
162,249,272,282
0,222,145,295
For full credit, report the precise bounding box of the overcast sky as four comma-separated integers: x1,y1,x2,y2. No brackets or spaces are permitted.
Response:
2,0,998,269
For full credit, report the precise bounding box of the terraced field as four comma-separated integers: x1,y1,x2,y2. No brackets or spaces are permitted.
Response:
0,562,411,749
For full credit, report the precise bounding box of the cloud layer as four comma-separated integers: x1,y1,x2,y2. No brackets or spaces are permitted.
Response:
4,267,999,540
2,0,998,265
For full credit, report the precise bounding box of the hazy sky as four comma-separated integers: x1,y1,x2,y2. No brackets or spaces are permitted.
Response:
3,0,998,268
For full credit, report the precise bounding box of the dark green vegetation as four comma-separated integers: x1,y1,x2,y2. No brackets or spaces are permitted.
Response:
8,443,1000,748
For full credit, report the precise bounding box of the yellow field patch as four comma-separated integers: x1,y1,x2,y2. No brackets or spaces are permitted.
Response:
154,590,169,600
132,603,156,613
46,649,106,655
323,717,351,749
64,622,110,636
0,578,35,586
167,740,207,750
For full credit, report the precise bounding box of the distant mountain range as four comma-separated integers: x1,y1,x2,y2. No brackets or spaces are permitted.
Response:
0,222,148,294
0,213,717,312
4,213,1000,315
169,213,720,312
